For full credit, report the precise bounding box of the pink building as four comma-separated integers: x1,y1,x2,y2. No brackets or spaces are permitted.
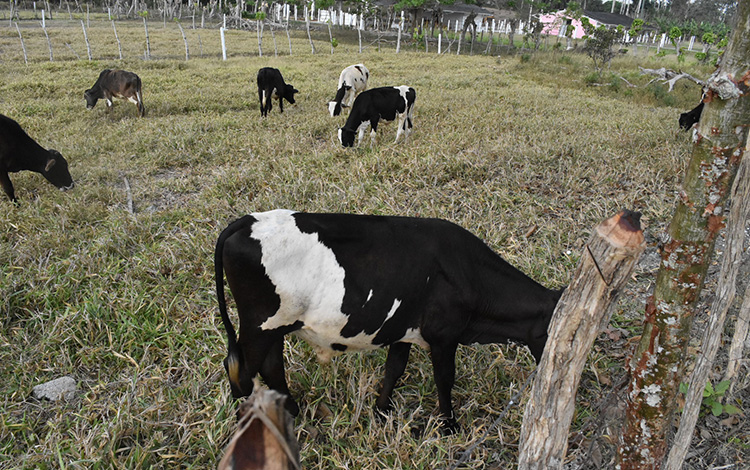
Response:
539,10,634,40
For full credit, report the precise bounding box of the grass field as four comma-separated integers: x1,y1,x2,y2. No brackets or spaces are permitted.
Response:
0,13,717,469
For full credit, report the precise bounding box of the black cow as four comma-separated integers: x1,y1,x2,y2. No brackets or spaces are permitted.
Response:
679,101,704,131
338,86,416,147
0,114,74,203
215,210,563,432
85,69,145,117
257,68,298,118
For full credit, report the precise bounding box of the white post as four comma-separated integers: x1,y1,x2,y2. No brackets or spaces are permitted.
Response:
438,33,442,54
42,10,45,28
688,36,695,51
220,27,227,60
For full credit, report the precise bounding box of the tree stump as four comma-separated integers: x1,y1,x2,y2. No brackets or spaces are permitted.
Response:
518,210,645,470
218,387,300,470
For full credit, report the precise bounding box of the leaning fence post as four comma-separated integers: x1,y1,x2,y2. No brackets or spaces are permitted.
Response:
15,22,28,65
41,20,53,61
176,21,189,60
518,210,645,470
112,20,123,60
81,20,92,60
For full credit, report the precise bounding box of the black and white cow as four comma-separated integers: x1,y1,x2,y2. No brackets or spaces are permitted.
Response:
215,210,563,432
85,69,145,117
679,101,704,131
0,114,74,203
338,86,416,147
328,64,370,117
257,67,298,118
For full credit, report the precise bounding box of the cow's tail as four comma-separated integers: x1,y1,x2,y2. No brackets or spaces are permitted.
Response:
135,77,146,117
215,217,250,390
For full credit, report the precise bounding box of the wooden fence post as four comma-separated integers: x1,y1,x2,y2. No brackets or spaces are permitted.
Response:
143,16,151,60
112,20,123,59
15,22,28,65
81,20,92,60
177,21,189,60
220,26,227,60
518,210,645,470
41,21,53,61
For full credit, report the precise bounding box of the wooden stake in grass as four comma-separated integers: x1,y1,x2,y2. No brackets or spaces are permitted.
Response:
142,14,151,60
81,20,92,60
41,21,53,61
112,20,123,60
286,24,292,55
518,210,645,470
176,21,189,60
15,22,28,65
305,8,316,54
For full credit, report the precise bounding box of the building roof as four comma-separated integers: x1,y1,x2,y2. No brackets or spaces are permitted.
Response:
582,10,634,28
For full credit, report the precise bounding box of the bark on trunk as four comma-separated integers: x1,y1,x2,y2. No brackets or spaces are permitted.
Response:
665,136,750,470
617,4,750,466
518,211,645,470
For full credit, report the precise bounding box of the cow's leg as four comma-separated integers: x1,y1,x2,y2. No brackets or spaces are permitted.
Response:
230,331,279,399
278,93,284,114
0,171,16,203
375,342,412,412
259,88,265,117
430,342,459,433
369,120,379,146
395,114,406,143
259,337,299,416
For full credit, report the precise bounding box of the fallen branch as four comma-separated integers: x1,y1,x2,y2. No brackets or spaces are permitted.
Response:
638,66,706,91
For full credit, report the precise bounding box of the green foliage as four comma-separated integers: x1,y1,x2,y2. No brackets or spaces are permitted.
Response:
629,18,644,39
331,37,339,48
680,381,742,417
702,32,717,45
581,18,623,77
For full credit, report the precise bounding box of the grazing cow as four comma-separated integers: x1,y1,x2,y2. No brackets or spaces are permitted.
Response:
328,64,370,117
84,69,145,117
338,86,416,147
215,210,563,432
679,101,704,131
0,114,74,203
257,68,298,118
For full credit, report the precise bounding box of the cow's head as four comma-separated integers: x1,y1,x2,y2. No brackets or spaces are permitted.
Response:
284,84,299,104
84,89,98,109
43,150,75,191
338,127,356,147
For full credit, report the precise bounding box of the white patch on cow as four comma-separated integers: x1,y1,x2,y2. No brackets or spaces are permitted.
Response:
127,96,139,105
366,290,373,303
402,328,429,348
262,90,268,107
251,209,409,362
328,101,338,117
357,120,371,145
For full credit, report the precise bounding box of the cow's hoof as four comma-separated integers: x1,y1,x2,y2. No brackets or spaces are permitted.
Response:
439,416,459,435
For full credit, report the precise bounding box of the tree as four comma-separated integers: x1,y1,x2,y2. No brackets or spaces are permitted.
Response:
581,18,623,77
617,2,750,467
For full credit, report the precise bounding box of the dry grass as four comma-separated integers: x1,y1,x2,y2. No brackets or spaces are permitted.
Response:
0,12,731,470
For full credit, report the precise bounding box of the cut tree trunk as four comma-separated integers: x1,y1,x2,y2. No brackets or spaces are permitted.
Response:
518,211,645,470
617,3,750,467
218,386,300,470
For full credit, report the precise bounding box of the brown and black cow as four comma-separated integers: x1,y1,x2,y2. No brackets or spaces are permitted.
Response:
85,69,145,117
0,114,74,203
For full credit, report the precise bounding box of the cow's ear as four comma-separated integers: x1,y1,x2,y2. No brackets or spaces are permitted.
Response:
293,88,299,94
45,158,56,172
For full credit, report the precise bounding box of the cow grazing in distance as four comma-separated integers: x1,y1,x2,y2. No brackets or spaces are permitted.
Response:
679,101,704,131
85,69,145,117
257,68,298,118
328,64,370,117
338,86,416,148
0,114,74,203
215,210,564,432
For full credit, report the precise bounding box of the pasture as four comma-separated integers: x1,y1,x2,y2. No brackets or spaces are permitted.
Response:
0,17,713,469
